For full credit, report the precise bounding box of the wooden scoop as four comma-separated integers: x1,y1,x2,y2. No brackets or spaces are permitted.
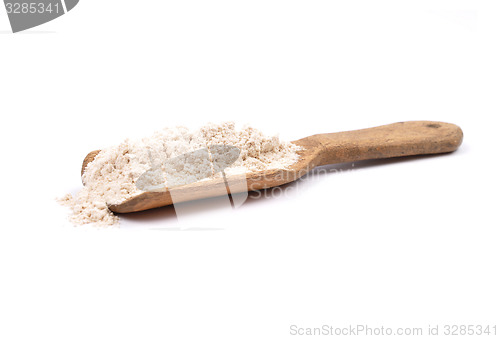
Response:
82,121,463,213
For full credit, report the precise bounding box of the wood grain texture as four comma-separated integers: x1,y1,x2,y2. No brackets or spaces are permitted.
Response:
81,121,463,213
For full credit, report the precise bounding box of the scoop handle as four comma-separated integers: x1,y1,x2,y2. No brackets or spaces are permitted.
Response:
308,121,463,166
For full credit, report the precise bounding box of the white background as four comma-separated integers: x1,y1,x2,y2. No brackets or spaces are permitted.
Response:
0,1,499,338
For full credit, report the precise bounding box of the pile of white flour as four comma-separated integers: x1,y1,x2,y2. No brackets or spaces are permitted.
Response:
59,122,301,226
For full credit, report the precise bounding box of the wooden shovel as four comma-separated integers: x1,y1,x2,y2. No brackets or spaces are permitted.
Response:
82,121,463,213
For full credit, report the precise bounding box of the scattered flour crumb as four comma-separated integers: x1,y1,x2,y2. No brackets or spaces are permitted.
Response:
59,122,301,227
